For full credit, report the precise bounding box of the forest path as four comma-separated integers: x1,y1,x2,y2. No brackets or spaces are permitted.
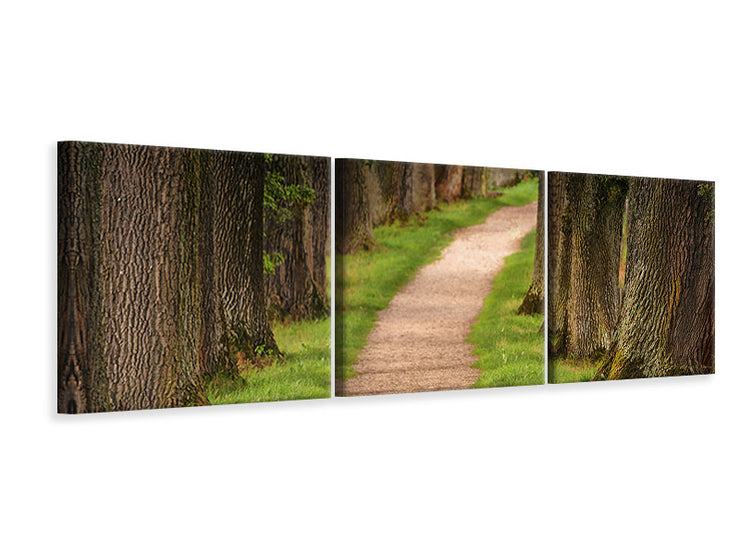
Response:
341,201,538,396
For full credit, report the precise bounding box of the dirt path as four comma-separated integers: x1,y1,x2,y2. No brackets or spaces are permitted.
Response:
341,201,538,396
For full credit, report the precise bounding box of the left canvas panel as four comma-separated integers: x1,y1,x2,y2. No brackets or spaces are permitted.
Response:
58,141,331,413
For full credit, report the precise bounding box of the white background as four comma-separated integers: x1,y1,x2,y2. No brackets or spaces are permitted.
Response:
2,2,737,554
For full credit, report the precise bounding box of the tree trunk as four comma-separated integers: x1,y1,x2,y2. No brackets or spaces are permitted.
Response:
596,178,714,379
363,160,414,225
483,168,527,190
461,165,485,199
58,141,213,413
263,154,329,320
434,164,463,203
212,150,279,359
336,158,377,254
518,171,545,314
307,155,330,312
550,172,628,359
410,163,436,212
547,171,566,335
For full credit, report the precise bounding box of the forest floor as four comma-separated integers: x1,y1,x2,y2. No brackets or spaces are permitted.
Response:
340,200,537,396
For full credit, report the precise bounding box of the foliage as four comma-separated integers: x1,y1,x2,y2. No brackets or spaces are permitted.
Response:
262,154,316,273
262,252,285,275
264,156,316,223
337,177,540,381
469,230,545,387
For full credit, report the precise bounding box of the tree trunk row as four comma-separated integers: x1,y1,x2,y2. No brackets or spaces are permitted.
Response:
337,159,533,255
547,172,714,379
58,142,332,413
263,154,330,320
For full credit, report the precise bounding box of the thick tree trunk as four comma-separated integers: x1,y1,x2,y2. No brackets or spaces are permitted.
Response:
547,171,566,335
58,142,213,413
263,155,329,320
364,160,414,225
212,150,279,359
596,178,714,379
461,165,485,199
307,156,330,311
550,172,628,359
410,163,436,212
336,159,377,254
434,164,463,203
518,171,545,314
377,160,414,223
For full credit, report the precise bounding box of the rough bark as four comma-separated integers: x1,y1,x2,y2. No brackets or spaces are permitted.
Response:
212,150,279,358
336,158,377,254
58,142,214,413
410,163,437,212
308,156,330,311
596,178,714,379
461,165,485,199
263,154,329,320
547,171,566,334
550,172,628,359
434,164,463,203
518,171,545,314
363,160,415,225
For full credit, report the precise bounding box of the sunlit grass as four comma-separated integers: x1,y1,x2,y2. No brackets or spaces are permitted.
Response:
548,357,599,383
469,230,545,388
206,316,331,404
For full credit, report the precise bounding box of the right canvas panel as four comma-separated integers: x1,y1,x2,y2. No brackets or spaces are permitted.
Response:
547,172,715,383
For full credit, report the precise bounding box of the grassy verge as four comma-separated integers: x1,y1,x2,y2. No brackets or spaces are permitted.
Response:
548,358,599,383
337,178,539,382
206,266,332,405
206,316,331,404
469,230,545,388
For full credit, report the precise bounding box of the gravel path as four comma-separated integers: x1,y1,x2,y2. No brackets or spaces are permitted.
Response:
341,201,538,396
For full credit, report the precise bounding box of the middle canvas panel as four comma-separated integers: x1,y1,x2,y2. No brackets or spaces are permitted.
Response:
335,159,546,397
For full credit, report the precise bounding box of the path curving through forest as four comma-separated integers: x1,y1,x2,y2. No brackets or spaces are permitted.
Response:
341,201,538,396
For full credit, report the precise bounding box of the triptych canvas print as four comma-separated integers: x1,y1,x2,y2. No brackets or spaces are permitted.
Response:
57,141,715,414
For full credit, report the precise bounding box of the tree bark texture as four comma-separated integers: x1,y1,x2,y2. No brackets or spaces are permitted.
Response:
212,150,279,358
518,171,545,314
365,160,415,225
336,159,377,254
410,163,436,212
58,141,280,413
263,154,329,320
547,171,566,333
550,172,628,359
596,178,714,379
434,164,463,203
461,165,485,199
58,142,217,413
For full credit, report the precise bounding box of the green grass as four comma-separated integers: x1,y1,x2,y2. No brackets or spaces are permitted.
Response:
337,178,540,382
469,230,545,387
548,357,599,383
206,316,331,404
